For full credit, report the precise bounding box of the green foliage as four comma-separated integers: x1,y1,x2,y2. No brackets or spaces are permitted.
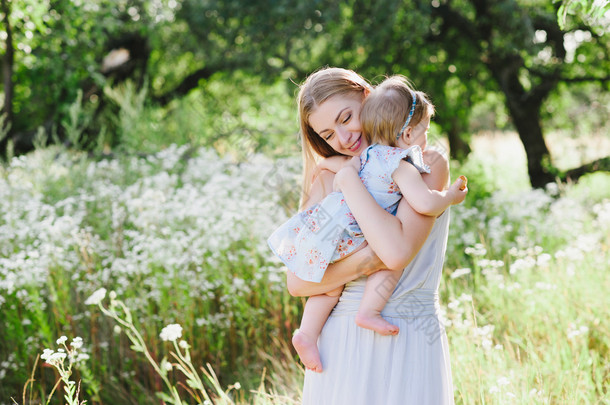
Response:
96,73,300,157
542,81,610,138
557,0,610,32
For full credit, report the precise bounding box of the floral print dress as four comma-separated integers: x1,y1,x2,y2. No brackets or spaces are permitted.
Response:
267,144,429,283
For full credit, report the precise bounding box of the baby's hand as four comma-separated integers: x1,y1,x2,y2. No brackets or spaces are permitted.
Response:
449,175,468,205
311,155,351,182
346,155,362,172
332,158,361,192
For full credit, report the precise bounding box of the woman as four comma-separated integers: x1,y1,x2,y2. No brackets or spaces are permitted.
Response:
287,67,454,404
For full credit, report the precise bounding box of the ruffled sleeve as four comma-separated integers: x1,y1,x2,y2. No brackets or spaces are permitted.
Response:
386,145,430,175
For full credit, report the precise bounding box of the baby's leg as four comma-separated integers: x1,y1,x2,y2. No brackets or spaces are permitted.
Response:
355,270,402,335
292,286,343,373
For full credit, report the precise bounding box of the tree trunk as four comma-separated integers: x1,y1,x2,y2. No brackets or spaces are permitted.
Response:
505,102,555,188
0,0,14,159
447,117,471,160
487,53,557,188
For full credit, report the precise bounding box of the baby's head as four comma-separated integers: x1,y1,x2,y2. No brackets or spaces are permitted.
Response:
361,75,434,149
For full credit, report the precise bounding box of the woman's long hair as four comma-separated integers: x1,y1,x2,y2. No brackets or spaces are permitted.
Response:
297,67,372,208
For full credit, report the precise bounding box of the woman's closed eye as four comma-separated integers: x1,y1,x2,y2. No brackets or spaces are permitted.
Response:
323,113,351,140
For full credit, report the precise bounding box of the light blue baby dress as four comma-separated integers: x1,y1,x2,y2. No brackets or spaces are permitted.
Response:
267,144,429,282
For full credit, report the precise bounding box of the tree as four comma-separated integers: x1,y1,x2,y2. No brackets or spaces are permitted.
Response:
429,0,610,186
312,0,610,187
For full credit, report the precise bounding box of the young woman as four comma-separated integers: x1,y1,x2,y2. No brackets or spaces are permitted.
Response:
269,75,466,373
287,67,455,404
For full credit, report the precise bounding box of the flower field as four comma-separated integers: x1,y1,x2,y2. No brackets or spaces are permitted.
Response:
0,140,609,404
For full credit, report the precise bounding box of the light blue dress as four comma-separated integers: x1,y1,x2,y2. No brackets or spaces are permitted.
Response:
267,144,429,282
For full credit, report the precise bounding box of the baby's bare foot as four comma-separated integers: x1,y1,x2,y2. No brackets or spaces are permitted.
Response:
292,330,323,373
355,312,399,336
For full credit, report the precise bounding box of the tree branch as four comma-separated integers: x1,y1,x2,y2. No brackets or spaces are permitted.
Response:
153,67,217,106
528,69,610,83
560,156,610,183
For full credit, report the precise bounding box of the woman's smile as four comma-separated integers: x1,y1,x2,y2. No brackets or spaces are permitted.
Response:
348,136,362,153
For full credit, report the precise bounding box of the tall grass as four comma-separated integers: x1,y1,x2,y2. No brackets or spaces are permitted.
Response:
0,134,608,403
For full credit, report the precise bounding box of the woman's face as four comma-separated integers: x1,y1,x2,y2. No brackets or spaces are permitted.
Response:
309,93,370,156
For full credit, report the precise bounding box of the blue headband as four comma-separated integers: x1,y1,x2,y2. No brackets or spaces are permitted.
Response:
397,91,417,140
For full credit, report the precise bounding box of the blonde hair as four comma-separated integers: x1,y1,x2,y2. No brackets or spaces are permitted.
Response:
297,67,372,207
361,75,434,147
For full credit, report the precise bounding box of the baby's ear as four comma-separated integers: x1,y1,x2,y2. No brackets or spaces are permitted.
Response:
398,126,413,145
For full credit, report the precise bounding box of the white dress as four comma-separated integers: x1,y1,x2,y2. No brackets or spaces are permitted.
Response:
301,209,454,405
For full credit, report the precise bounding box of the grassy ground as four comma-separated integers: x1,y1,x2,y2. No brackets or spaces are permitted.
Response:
0,131,608,404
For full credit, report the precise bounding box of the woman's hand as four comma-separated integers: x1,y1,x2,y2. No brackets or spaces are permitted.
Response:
286,243,385,297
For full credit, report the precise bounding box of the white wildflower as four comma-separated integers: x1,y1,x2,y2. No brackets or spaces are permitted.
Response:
458,293,472,302
84,288,107,305
179,340,189,349
160,323,183,342
537,253,552,266
497,377,510,386
41,349,55,361
76,353,90,362
161,358,173,371
450,268,471,279
71,337,83,349
45,351,67,365
567,323,589,340
56,336,68,345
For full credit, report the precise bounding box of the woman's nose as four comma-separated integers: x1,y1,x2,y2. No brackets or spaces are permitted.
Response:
336,127,351,147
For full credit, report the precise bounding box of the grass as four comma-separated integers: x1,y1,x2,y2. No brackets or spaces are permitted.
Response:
0,129,608,404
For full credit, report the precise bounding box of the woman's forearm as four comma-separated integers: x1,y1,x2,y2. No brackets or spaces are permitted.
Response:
287,244,383,296
336,168,435,270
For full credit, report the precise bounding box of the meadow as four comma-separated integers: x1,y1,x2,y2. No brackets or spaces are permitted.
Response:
0,129,608,404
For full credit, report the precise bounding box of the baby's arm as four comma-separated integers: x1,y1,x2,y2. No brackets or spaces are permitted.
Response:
334,167,435,271
392,160,467,217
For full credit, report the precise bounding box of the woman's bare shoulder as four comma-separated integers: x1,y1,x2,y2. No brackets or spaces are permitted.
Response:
423,148,449,191
301,169,335,209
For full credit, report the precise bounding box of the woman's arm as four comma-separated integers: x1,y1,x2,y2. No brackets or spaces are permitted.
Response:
334,170,436,271
288,168,385,297
300,169,335,210
287,243,384,296
333,152,450,271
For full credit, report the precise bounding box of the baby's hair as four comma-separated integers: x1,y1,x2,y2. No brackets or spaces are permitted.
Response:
361,75,434,147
